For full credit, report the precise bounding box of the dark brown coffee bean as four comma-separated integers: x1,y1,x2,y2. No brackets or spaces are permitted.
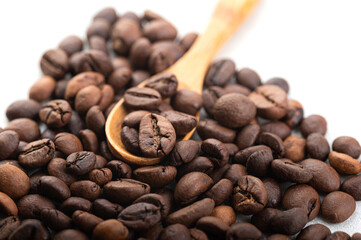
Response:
74,50,113,77
205,59,235,86
226,222,263,240
234,145,271,165
268,234,291,240
139,113,176,157
0,217,21,240
341,175,361,200
160,224,191,240
329,151,361,175
124,87,162,110
39,99,72,128
89,36,108,54
180,32,198,51
66,111,84,136
332,136,361,159
74,85,102,115
202,86,226,116
121,126,140,154
175,172,213,205
321,191,356,223
225,143,239,157
118,202,161,230
70,180,101,201
0,164,30,199
54,229,89,240
177,156,213,179
105,160,132,179
296,223,331,240
66,151,96,175
148,47,174,74
111,18,142,55
55,132,83,156
38,176,70,201
152,39,184,63
94,7,117,25
236,68,261,90
306,133,330,160
257,132,285,157
87,18,110,39
78,129,98,153
197,119,236,143
352,233,361,240
72,210,103,233
245,145,273,177
108,67,132,91
98,84,115,111
86,105,105,135
93,198,123,219
224,164,247,185
129,37,151,69
210,205,236,226
143,19,177,42
130,70,149,87
326,232,351,240
249,85,288,120
213,93,256,128
168,140,200,166
300,158,341,193
145,73,178,99
251,208,281,233
8,219,50,240
171,89,203,116
134,166,177,188
262,178,282,208
123,110,150,128
0,192,18,216
111,57,131,70
223,84,251,96
210,164,231,184
94,155,108,168
134,193,170,219
40,208,72,231
59,35,83,56
6,99,41,121
201,138,229,168
40,48,69,79
60,197,92,216
284,99,304,128
93,219,129,240
29,170,46,194
19,139,55,168
271,208,308,235
265,77,289,93
88,168,113,186
236,124,260,150
231,175,268,215
284,135,306,162
138,224,164,240
47,158,77,186
301,114,327,137
205,178,233,205
196,216,229,240
17,194,55,219
260,121,291,140
5,118,40,142
190,228,209,240
0,130,19,160
161,110,197,136
282,184,320,220
104,179,150,205
271,159,312,183
29,75,56,102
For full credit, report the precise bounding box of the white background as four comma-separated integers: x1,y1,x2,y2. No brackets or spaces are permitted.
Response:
0,0,360,235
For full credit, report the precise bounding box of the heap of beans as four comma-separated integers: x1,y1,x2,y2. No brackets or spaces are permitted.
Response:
0,7,360,240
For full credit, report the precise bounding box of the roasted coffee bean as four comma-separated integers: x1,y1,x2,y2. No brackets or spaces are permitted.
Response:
180,32,198,51
171,89,203,116
268,234,291,240
143,19,177,42
223,84,251,96
251,208,281,233
234,145,271,165
118,202,161,230
74,85,102,115
210,163,231,184
224,144,238,158
329,151,361,175
296,224,331,240
321,191,356,223
86,105,105,135
263,178,282,208
111,18,142,55
124,87,162,110
98,84,116,111
29,75,56,102
73,50,113,77
189,228,209,240
177,156,214,179
106,160,132,179
284,135,306,162
205,59,235,86
66,151,96,175
236,124,260,150
129,38,151,69
175,172,213,205
89,36,108,54
231,175,268,215
39,99,72,128
245,145,273,177
226,222,263,240
121,126,140,154
138,224,164,240
17,194,55,219
284,99,304,128
301,114,327,137
59,35,83,56
205,178,233,205
123,110,150,128
54,229,89,240
145,73,178,98
72,210,103,233
93,198,123,219
130,70,150,86
249,85,288,120
151,41,184,63
332,136,361,159
202,86,226,116
0,217,21,240
55,132,83,156
265,77,289,93
224,164,247,185
0,130,19,160
6,99,41,121
196,216,229,240
87,18,110,39
213,93,256,128
282,184,320,220
0,164,30,199
70,180,101,201
161,110,197,136
168,140,200,166
60,197,92,216
8,219,50,240
260,121,291,140
271,159,312,183
66,111,84,136
19,139,55,168
88,168,112,186
112,56,131,69
93,219,129,240
104,179,150,205
271,208,308,235
306,133,330,160
134,166,177,188
160,224,190,240
148,47,174,74
257,132,285,157
300,158,341,193
352,233,361,240
197,119,236,143
78,129,98,153
326,232,351,240
108,67,132,91
40,48,69,79
47,158,77,186
236,68,261,90
94,7,117,25
134,193,170,219
201,138,229,167
40,208,72,231
139,113,176,157
211,205,236,226
0,192,18,216
341,175,361,200
5,118,40,142
29,170,47,194
38,176,70,201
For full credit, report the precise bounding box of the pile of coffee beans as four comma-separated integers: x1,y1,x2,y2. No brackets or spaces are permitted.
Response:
0,6,360,240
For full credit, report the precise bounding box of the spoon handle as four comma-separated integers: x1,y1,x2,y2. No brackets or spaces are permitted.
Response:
169,0,260,93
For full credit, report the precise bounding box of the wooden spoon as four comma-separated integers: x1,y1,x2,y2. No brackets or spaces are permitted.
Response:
106,0,259,165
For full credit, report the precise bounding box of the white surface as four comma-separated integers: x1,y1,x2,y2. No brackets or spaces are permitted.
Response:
0,0,360,235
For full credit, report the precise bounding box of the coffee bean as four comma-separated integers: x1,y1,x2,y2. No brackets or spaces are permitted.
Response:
87,18,110,39
40,48,69,79
38,176,71,201
271,208,308,235
180,32,198,51
225,143,239,157
78,129,98,153
17,194,55,219
175,172,213,205
271,159,312,183
245,144,273,177
205,178,233,205
88,168,113,186
55,133,83,156
148,47,174,74
196,216,229,240
108,67,132,91
0,217,21,240
18,139,55,168
201,138,229,167
0,164,30,199
341,175,361,200
134,165,177,188
40,208,72,231
223,84,251,96
325,232,351,240
105,160,132,179
29,75,57,102
93,219,128,240
332,136,361,159
54,229,89,240
234,145,271,165
138,113,176,157
321,191,356,223
143,19,177,42
168,140,200,166
47,158,77,186
8,219,50,240
6,99,41,121
263,178,282,208
284,135,306,162
301,114,327,137
236,123,260,150
268,234,291,240
257,132,285,157
104,179,150,205
138,225,164,240
232,175,268,215
210,163,231,183
236,68,261,90
197,119,236,143
177,156,214,179
5,118,40,142
111,18,142,55
305,133,330,160
202,86,226,116
39,100,72,128
226,222,264,240
60,197,92,216
59,35,83,56
118,202,161,230
251,208,281,233
123,110,150,128
72,210,103,233
74,85,102,115
121,126,140,154
145,73,178,98
66,151,96,175
124,87,162,110
171,89,203,116
70,180,101,201
329,151,361,175
352,233,361,240
0,192,18,216
300,158,341,193
205,59,235,86
296,224,331,240
130,70,150,87
210,205,236,226
265,77,289,93
160,224,190,240
224,164,247,185
98,84,116,112
89,36,108,54
129,37,151,69
0,130,19,160
133,193,170,219
189,228,208,240
161,110,197,136
94,7,117,25
260,121,291,140
86,105,105,135
213,93,256,128
93,198,123,220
